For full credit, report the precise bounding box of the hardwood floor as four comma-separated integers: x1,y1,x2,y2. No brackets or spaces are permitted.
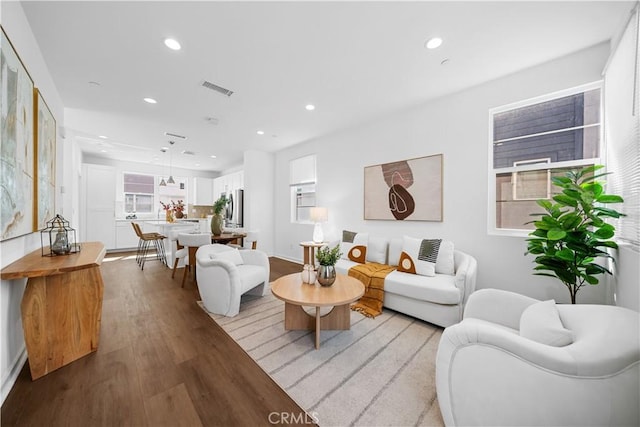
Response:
1,252,307,426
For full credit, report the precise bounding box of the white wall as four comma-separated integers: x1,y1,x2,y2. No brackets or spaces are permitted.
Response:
0,2,65,402
243,150,275,254
274,42,635,306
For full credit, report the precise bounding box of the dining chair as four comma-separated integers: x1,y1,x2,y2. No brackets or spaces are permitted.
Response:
177,233,212,287
229,230,258,250
169,230,187,279
245,230,259,249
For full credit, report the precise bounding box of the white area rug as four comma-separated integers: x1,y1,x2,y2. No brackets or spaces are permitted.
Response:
200,290,445,427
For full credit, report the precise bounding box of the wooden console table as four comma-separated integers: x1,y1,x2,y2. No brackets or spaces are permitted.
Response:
0,242,106,380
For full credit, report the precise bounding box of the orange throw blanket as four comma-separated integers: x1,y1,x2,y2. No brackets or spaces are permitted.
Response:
349,263,396,318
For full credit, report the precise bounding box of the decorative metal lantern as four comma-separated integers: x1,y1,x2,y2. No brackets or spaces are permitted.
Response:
41,214,80,256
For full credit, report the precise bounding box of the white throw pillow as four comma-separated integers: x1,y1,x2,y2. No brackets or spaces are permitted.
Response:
340,232,368,263
366,236,388,264
520,300,574,347
397,236,436,277
436,240,455,275
210,249,244,266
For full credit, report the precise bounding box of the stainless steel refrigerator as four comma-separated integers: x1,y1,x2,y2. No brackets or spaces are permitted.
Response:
223,189,243,228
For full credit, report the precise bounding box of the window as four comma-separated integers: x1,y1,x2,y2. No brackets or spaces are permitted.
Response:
124,173,155,213
604,6,640,248
489,82,602,234
290,155,316,223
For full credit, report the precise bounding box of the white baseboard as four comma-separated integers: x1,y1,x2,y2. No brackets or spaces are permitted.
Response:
272,254,303,264
1,345,27,405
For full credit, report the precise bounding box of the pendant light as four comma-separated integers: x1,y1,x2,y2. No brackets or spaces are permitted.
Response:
167,141,176,184
159,148,167,186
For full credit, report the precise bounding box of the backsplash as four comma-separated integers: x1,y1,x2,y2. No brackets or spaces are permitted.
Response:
117,202,213,220
189,204,214,218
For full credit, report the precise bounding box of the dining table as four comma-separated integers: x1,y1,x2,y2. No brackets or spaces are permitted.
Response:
180,232,248,285
211,232,246,246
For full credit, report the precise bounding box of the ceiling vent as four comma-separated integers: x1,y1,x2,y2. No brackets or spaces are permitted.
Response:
164,132,187,140
202,80,234,97
182,150,196,156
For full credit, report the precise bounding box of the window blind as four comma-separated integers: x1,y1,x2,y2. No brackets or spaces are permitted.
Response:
289,155,316,185
604,4,640,248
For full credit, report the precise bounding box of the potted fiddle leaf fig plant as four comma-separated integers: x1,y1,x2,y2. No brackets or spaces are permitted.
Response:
525,165,625,304
211,195,228,236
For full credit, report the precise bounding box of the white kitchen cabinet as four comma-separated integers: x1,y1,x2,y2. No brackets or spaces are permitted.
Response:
213,177,223,201
115,221,139,249
230,171,244,192
213,171,244,201
158,179,187,197
191,177,214,205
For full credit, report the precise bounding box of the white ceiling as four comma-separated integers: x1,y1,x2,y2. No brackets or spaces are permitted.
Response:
21,1,635,172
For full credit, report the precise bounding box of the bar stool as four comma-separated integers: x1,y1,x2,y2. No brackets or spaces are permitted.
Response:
177,233,211,287
131,222,167,270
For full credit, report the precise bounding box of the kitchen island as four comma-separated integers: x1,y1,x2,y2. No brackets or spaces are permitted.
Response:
143,219,204,266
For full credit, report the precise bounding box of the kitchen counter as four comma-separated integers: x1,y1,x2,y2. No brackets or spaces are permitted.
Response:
144,220,206,266
115,218,200,223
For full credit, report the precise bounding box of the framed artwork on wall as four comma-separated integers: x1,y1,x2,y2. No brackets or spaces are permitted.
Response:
1,27,35,241
34,88,56,230
364,154,443,221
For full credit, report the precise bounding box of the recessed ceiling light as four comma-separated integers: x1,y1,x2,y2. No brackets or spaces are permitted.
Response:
143,97,157,104
305,104,315,111
195,163,200,167
425,37,443,49
161,146,169,151
210,155,217,159
100,149,107,153
257,130,264,135
164,38,181,51
98,135,107,139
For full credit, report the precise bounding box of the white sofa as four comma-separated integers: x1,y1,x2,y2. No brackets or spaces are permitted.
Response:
436,288,640,426
334,236,477,328
195,244,270,317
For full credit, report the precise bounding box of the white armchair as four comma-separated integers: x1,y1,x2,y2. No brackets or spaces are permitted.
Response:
436,288,640,427
195,244,270,317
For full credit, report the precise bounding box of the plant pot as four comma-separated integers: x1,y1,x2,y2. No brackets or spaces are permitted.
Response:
175,211,184,219
165,210,174,223
317,265,336,287
211,214,223,235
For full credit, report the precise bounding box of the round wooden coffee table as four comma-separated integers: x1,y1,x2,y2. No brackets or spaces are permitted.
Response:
271,273,365,349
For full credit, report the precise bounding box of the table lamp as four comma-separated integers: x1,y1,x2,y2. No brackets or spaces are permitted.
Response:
310,207,328,243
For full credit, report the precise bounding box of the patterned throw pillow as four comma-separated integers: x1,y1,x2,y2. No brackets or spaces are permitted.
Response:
340,231,368,263
397,236,440,277
342,230,357,243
